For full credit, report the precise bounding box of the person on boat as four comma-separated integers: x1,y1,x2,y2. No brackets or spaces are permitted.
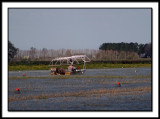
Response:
68,65,76,72
69,58,73,65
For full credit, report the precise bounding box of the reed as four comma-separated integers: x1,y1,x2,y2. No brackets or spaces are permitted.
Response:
9,63,151,71
9,75,151,80
9,86,151,102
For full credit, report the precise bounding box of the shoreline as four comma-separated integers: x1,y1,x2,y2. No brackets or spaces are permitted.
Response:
9,63,151,71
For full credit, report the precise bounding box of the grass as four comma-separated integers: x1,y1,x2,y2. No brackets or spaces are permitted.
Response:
8,75,151,80
9,65,50,71
8,86,151,102
8,63,151,71
39,96,48,99
86,63,151,69
86,103,110,107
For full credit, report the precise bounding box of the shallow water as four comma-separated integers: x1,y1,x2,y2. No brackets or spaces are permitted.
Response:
9,67,151,77
8,67,152,111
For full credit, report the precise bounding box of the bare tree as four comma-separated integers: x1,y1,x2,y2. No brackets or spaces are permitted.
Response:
41,48,48,59
29,47,36,60
65,49,71,56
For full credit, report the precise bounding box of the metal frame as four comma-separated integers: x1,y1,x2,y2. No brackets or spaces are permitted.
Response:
49,55,91,70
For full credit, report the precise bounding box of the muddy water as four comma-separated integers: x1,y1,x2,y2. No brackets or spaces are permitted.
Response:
8,68,152,111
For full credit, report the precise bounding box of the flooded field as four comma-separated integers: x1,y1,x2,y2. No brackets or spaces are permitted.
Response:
8,67,152,111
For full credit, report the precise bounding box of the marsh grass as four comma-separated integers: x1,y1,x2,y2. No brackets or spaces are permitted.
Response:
86,63,151,69
8,86,151,102
9,63,151,71
86,103,110,107
9,65,50,71
121,80,130,84
9,75,151,80
39,96,48,99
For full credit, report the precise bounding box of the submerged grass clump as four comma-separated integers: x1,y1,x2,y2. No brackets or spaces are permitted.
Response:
9,75,151,80
39,96,48,99
8,86,151,102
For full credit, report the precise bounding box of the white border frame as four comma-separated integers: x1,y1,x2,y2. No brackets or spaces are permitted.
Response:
2,2,159,117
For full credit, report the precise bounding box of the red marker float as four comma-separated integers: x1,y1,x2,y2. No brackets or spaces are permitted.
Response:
16,88,21,94
16,88,20,91
117,82,121,87
23,73,26,77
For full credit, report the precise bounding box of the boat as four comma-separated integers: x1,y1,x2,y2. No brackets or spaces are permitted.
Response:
49,55,91,75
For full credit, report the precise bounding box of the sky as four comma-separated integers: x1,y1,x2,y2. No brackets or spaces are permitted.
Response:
9,8,151,50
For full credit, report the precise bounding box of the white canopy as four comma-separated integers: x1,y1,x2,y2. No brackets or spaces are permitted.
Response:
49,55,91,68
52,55,89,61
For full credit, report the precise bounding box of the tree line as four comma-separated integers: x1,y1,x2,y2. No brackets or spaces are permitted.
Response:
99,42,152,58
8,41,151,62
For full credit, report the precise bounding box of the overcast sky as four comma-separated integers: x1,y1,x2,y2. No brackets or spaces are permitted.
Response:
9,8,151,50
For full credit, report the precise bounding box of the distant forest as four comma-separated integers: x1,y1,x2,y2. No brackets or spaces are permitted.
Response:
99,42,152,58
9,41,151,62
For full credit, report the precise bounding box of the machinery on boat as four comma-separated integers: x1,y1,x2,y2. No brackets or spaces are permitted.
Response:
49,55,91,75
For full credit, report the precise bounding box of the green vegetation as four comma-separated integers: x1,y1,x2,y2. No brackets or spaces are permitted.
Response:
8,86,151,102
9,62,151,71
9,75,151,80
39,96,48,99
86,63,151,69
99,42,152,58
8,41,18,62
9,65,50,71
